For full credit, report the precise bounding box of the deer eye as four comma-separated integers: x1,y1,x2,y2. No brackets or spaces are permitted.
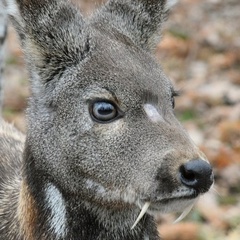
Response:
90,101,119,123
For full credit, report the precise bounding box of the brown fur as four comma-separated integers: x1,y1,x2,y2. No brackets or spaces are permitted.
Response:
18,181,39,240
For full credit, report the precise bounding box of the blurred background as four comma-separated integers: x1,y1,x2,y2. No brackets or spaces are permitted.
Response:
2,0,240,239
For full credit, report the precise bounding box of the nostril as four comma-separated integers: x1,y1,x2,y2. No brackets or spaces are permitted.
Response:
179,166,198,186
179,159,213,193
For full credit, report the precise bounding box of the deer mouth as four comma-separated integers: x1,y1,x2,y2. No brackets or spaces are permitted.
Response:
147,195,199,224
140,187,199,207
131,189,200,229
154,190,199,205
131,194,199,229
146,192,198,213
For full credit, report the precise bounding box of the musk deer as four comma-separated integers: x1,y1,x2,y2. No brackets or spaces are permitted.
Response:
0,0,214,239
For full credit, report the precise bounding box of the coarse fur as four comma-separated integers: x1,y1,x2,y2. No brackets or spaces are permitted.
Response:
0,0,213,239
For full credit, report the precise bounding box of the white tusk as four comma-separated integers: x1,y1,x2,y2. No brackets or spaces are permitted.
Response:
131,202,151,230
173,203,194,224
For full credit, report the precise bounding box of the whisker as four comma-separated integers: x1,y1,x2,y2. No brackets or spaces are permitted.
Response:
210,186,221,196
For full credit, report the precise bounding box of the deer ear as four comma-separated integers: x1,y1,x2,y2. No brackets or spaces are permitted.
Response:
5,0,91,90
94,0,178,52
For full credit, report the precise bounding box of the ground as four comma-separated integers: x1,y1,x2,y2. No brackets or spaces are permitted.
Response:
3,0,240,239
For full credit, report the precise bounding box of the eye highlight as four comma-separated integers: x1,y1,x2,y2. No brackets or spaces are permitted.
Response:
90,100,122,123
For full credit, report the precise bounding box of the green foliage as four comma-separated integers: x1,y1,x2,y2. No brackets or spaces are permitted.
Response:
179,109,197,122
168,28,190,40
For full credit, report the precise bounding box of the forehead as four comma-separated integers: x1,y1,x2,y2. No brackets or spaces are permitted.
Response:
77,30,173,105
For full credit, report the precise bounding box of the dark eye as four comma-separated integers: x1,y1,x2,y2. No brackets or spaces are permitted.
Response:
90,101,119,123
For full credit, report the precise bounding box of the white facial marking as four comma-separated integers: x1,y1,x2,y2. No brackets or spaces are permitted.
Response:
85,179,137,204
143,104,163,123
45,184,67,238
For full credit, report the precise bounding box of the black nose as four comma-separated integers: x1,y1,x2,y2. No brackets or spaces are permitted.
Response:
179,159,213,193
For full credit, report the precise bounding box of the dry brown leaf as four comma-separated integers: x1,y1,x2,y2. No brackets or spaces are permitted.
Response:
158,222,199,240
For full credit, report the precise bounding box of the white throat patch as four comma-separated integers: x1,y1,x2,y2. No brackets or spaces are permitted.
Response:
45,184,67,238
143,104,163,123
